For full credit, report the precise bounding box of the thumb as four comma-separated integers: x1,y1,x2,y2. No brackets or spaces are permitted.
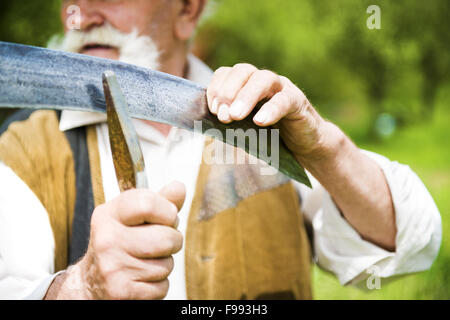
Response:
158,181,186,212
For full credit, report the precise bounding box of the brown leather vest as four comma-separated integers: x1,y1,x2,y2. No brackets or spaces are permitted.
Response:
0,110,312,299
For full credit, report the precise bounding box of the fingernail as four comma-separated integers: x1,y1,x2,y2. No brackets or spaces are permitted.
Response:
229,100,246,119
254,110,268,124
211,98,219,114
174,217,180,229
218,103,231,123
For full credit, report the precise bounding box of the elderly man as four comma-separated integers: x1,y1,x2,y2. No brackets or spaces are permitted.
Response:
0,0,441,300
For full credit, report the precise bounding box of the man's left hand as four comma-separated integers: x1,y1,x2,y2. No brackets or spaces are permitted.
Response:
207,63,397,251
206,63,334,162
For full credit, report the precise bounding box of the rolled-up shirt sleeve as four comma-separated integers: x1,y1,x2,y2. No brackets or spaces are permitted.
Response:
0,161,56,299
296,150,442,285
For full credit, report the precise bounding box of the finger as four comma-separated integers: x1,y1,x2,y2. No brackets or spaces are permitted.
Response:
213,64,258,124
128,279,170,300
123,224,183,258
128,256,174,282
216,63,258,106
207,67,231,114
111,189,178,227
229,69,282,121
217,102,232,123
158,181,186,211
253,91,295,126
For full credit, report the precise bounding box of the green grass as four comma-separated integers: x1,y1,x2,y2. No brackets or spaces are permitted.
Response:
312,101,450,300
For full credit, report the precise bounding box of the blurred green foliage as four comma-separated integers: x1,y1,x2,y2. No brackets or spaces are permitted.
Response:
313,85,450,299
197,0,450,140
1,0,448,137
0,0,449,299
0,0,62,46
0,0,63,124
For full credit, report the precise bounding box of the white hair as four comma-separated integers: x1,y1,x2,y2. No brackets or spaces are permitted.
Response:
48,23,160,70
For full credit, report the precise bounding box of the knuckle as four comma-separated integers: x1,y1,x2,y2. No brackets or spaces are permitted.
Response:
137,190,156,214
214,66,229,76
119,188,139,202
256,69,279,86
90,204,107,226
218,88,235,103
154,228,181,256
157,267,171,280
167,203,178,224
91,223,117,253
158,236,174,256
140,246,156,258
97,254,117,277
236,91,253,104
92,234,108,253
153,279,169,299
91,228,115,255
298,94,310,111
141,235,161,257
105,280,126,300
249,71,269,87
144,227,171,257
217,64,259,102
170,180,186,196
255,69,274,79
166,256,175,273
206,85,218,99
275,92,291,106
279,75,292,85
116,190,151,222
233,63,257,73
155,258,173,279
172,231,184,253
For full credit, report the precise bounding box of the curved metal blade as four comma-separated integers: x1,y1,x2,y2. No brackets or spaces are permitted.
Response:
0,41,310,187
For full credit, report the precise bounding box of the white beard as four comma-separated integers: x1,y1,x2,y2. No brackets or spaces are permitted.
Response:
48,23,160,70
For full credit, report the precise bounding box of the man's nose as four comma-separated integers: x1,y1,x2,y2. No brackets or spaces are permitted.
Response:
74,0,106,31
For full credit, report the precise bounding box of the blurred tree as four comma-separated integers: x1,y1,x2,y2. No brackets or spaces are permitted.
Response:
0,0,63,124
194,0,450,139
0,0,62,46
0,0,448,140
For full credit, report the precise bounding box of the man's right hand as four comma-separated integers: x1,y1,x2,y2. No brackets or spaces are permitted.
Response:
45,181,186,300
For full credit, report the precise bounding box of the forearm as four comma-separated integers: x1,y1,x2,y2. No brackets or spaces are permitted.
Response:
205,63,397,251
297,121,396,251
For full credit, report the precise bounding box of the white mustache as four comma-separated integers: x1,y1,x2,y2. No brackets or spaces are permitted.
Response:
49,23,160,70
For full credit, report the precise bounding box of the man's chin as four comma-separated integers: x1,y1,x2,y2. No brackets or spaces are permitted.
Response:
80,47,120,60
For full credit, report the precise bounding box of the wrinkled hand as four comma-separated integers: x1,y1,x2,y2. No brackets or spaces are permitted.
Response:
207,63,332,161
58,181,185,300
206,64,398,252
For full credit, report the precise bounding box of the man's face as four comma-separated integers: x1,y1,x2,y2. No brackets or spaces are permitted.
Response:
61,0,175,61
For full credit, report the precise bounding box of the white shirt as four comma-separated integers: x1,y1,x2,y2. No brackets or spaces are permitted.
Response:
0,55,442,299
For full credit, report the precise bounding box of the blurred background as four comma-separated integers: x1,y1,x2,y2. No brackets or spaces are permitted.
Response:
0,0,448,299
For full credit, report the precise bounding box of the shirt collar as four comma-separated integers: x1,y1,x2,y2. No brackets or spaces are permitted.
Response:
59,54,213,139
